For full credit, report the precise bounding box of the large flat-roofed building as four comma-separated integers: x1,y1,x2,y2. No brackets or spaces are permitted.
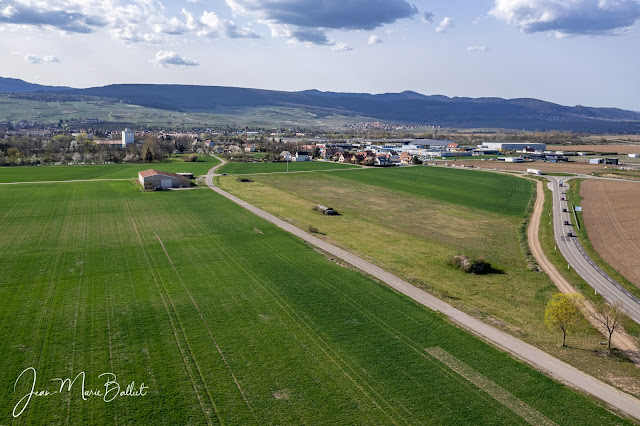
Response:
482,142,546,152
122,128,134,147
138,169,190,189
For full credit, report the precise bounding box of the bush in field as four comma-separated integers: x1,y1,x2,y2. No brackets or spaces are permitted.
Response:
448,254,492,275
184,153,199,162
308,225,321,234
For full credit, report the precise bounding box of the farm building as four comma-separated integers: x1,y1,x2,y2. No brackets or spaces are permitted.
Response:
482,142,546,152
138,169,190,189
629,154,640,158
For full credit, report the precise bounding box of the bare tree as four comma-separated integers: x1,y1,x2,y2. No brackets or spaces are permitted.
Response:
593,302,626,349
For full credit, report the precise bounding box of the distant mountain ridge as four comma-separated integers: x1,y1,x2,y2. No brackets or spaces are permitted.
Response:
1,76,639,132
0,77,70,93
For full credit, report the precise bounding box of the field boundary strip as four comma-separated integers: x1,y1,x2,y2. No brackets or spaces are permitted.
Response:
425,347,557,426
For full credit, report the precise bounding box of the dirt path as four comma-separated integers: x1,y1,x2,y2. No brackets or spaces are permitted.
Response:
206,158,640,421
527,179,640,365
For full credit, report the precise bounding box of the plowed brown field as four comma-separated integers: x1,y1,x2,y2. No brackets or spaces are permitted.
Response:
581,180,640,288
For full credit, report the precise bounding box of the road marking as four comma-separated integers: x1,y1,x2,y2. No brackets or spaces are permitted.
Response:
425,347,557,426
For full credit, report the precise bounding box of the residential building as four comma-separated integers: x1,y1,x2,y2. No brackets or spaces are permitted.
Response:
292,151,311,162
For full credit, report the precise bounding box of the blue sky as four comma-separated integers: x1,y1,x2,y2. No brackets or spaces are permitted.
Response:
1,0,639,111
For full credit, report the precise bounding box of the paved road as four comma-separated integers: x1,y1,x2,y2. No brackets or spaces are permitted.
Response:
528,179,640,361
548,175,640,324
206,160,640,421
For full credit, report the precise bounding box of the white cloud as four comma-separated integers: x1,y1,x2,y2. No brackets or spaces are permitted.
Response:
368,34,384,44
0,1,106,34
332,42,352,51
24,54,42,64
435,17,454,32
24,53,61,63
198,10,260,39
152,50,199,67
490,0,640,37
466,46,488,52
0,0,259,45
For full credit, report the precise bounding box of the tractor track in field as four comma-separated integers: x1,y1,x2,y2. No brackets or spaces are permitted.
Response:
206,156,640,421
123,198,218,426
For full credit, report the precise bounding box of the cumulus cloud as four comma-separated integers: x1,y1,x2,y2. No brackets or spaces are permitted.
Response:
466,45,488,52
368,34,384,44
332,42,352,51
198,10,260,38
490,0,640,37
156,9,196,35
23,54,60,63
24,54,42,64
435,16,454,32
152,50,199,67
0,0,259,45
226,0,418,45
0,1,106,33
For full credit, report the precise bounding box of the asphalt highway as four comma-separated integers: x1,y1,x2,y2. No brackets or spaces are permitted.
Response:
548,175,640,324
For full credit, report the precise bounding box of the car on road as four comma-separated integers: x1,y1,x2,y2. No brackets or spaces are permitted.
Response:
564,221,570,225
562,208,568,212
221,173,227,175
567,232,574,237
561,197,565,201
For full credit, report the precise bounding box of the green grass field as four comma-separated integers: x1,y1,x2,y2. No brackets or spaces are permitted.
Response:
0,157,219,183
0,180,628,424
336,166,531,216
216,166,640,394
217,160,359,175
